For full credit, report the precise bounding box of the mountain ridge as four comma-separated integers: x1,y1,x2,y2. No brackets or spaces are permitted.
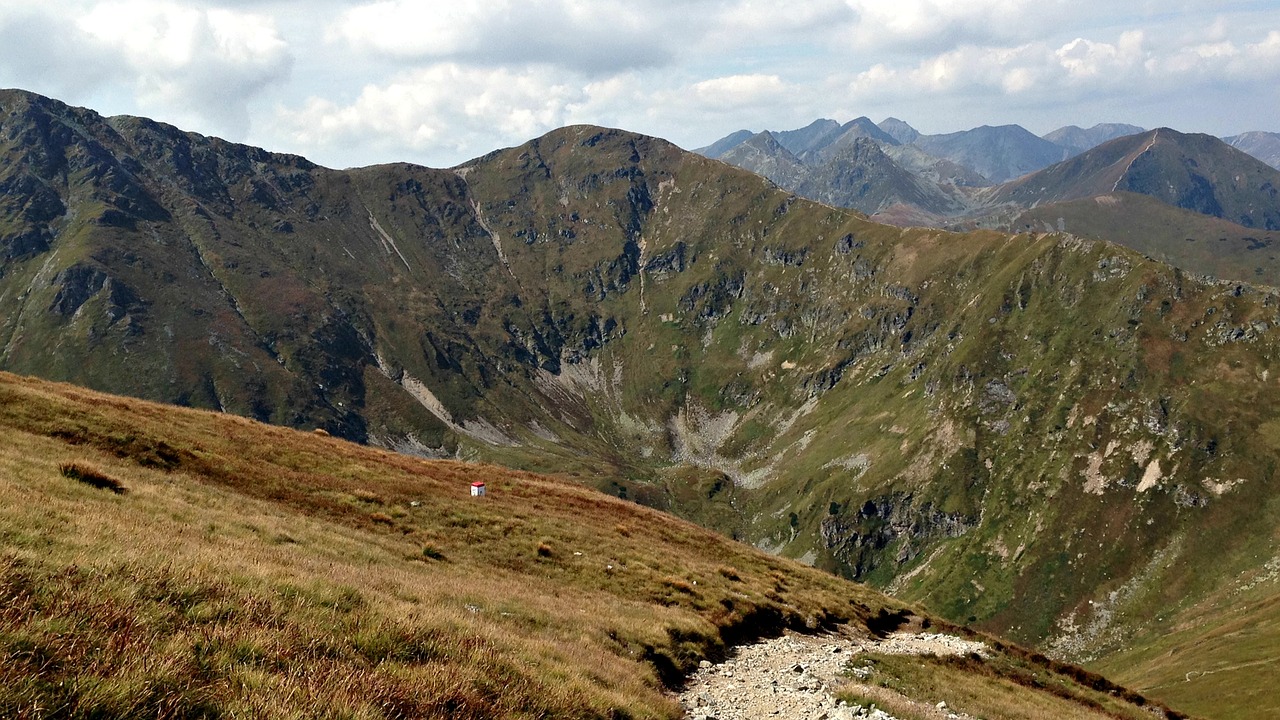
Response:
983,128,1280,230
4,88,1280,718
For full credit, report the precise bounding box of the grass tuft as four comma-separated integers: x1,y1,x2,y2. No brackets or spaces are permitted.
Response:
352,489,384,504
58,461,126,494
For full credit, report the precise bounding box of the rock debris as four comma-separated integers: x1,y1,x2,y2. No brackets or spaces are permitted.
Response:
680,632,986,720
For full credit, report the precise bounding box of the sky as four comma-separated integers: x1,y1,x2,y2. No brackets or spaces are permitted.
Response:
0,1,1277,169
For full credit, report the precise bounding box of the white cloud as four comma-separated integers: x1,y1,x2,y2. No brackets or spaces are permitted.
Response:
1055,32,1147,83
275,64,590,167
848,26,1280,113
73,0,292,136
0,1,1277,165
0,6,119,98
845,0,1077,50
690,74,787,110
331,0,680,74
1155,30,1280,84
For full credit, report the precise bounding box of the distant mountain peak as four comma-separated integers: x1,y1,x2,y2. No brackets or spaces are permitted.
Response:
1043,123,1145,154
990,127,1280,230
1224,130,1280,170
695,128,755,159
877,117,919,144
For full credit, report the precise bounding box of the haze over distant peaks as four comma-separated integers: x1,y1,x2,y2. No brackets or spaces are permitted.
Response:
696,128,755,159
911,124,1071,184
876,117,920,144
1225,130,1280,170
1041,123,1146,154
987,127,1280,231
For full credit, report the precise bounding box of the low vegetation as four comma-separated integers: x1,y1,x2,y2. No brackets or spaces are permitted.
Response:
0,370,892,718
58,461,126,494
839,648,1187,720
0,371,1178,718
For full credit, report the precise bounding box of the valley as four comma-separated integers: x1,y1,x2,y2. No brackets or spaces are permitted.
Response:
2,89,1280,717
0,371,1174,719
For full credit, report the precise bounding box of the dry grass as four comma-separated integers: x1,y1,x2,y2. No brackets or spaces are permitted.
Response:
839,649,1188,720
58,461,126,494
0,371,1176,719
0,371,895,719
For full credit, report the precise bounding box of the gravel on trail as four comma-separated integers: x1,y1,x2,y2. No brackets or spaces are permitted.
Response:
679,631,987,720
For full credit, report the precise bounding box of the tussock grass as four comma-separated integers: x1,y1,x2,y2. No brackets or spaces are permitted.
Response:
58,461,126,494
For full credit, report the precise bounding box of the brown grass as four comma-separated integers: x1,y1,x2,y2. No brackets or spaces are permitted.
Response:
0,371,1174,719
840,649,1188,720
0,371,896,719
58,461,126,494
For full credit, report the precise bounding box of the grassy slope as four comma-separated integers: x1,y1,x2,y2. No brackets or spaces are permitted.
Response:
0,371,1178,719
961,191,1280,287
1092,550,1280,720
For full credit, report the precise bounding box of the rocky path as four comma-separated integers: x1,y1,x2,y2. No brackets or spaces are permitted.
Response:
679,632,987,720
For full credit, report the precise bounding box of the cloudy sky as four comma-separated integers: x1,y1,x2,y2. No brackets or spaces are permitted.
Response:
1,1,1277,169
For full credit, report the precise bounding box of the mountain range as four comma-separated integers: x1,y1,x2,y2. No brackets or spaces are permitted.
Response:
701,119,1280,288
4,88,1280,718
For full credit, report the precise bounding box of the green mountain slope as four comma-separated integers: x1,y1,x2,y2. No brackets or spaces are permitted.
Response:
0,371,1186,719
984,128,1280,230
4,89,1280,717
955,191,1280,288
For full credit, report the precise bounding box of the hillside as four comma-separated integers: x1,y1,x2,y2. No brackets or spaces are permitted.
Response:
0,371,1178,719
984,129,1280,230
5,89,1280,718
956,192,1280,288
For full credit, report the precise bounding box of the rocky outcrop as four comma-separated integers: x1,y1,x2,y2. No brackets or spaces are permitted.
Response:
820,494,977,578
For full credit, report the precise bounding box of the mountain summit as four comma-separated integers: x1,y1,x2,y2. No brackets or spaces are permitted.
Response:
986,127,1280,230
